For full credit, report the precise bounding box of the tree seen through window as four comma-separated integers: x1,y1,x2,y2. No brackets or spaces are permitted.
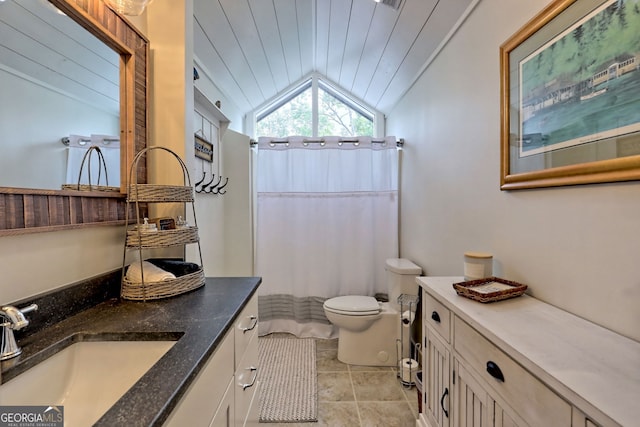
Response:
256,79,374,138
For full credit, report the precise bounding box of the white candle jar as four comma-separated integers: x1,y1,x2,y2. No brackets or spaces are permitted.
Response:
463,252,493,281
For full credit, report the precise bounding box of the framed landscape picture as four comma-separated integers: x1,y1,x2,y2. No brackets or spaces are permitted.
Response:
500,0,640,189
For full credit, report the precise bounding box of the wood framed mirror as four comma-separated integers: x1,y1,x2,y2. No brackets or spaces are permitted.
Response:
0,0,148,236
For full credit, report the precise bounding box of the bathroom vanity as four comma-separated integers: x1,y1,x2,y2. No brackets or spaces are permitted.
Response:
163,290,260,426
0,276,261,426
417,276,640,427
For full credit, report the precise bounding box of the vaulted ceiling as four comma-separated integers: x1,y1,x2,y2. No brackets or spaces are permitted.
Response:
0,0,120,115
193,0,474,117
2,0,475,121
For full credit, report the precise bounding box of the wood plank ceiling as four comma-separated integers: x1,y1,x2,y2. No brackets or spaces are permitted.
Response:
0,0,120,115
194,0,474,117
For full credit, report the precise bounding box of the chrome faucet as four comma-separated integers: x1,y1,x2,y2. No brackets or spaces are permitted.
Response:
1,304,38,360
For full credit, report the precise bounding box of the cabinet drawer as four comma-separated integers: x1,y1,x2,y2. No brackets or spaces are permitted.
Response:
235,294,259,363
454,317,571,427
164,330,234,426
235,329,259,425
423,290,451,343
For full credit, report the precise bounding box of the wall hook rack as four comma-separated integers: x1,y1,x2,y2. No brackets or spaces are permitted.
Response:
205,175,222,193
215,177,229,195
199,173,217,193
193,171,229,195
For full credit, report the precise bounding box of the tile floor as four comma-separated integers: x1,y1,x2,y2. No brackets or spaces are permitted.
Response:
262,334,419,427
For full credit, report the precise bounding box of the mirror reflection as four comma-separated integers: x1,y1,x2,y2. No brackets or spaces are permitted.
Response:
0,0,120,190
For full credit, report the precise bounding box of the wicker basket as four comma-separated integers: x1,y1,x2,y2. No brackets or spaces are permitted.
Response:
127,184,193,202
62,183,121,193
121,267,205,301
62,145,120,192
122,146,205,301
452,277,527,303
126,227,199,248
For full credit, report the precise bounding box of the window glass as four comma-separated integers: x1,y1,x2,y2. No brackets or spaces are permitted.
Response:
256,78,375,138
318,86,373,137
256,87,312,137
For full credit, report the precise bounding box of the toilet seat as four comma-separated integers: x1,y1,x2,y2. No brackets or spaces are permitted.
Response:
323,295,381,316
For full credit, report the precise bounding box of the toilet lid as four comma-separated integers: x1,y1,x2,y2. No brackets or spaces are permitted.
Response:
324,295,380,314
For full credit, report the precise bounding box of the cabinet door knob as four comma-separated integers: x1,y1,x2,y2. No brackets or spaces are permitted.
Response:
431,311,441,323
440,387,449,418
486,361,505,382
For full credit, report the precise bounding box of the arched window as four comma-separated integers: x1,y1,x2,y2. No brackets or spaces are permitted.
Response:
254,76,378,138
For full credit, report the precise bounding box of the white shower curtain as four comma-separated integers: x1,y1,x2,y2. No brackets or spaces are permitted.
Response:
255,136,399,338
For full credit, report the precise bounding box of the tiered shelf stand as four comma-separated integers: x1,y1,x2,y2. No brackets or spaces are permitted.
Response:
121,147,205,301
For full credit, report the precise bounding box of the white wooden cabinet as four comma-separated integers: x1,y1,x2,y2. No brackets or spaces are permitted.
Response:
210,378,234,427
424,327,450,426
164,329,235,426
417,277,640,427
423,289,452,426
164,294,259,426
234,295,260,427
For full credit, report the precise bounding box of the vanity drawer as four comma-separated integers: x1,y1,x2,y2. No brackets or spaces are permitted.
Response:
235,328,259,426
454,317,571,426
422,290,451,343
235,294,258,363
164,330,234,426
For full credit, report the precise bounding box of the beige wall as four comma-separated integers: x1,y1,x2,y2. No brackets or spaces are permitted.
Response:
387,0,640,342
0,227,124,303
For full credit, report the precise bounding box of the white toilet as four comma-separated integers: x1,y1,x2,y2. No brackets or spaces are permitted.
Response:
323,258,422,366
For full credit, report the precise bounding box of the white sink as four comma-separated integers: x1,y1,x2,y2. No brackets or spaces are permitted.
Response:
0,340,175,426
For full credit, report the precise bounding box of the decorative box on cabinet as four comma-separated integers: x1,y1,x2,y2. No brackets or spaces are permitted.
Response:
417,276,640,427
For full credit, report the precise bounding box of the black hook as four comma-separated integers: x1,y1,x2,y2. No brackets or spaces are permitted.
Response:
194,171,207,193
205,175,223,193
215,177,229,195
198,173,216,193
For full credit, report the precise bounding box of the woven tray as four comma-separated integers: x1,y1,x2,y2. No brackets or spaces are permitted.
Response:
126,227,199,248
453,277,527,303
128,184,194,202
121,267,205,301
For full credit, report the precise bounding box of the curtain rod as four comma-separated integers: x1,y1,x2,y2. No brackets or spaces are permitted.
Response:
249,138,404,147
61,137,120,146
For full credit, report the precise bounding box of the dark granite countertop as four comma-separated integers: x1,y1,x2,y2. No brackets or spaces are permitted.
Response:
0,276,261,427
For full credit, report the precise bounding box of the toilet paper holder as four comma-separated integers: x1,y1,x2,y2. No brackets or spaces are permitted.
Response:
396,293,419,387
401,310,415,325
400,357,419,384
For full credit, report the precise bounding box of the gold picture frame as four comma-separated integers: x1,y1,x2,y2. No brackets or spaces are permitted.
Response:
500,0,640,190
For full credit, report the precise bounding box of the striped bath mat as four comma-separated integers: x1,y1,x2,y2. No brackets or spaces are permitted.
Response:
258,337,317,423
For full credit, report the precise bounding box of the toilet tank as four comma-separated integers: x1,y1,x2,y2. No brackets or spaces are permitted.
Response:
385,258,422,311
